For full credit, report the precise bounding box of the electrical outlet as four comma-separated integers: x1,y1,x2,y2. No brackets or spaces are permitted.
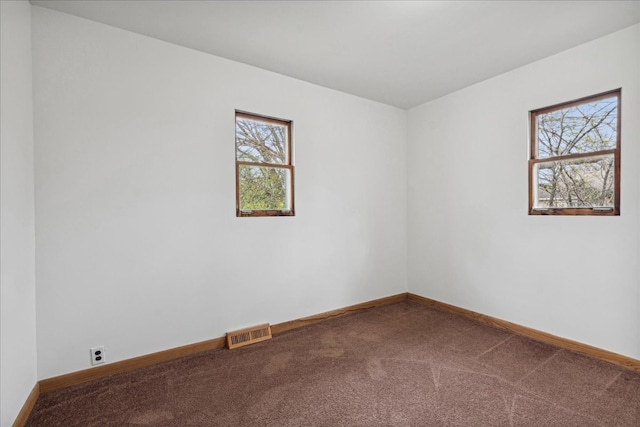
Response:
90,346,105,365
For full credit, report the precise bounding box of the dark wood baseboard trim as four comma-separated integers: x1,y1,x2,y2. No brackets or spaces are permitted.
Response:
39,336,226,393
39,293,407,393
271,293,408,335
12,382,40,427
407,293,640,373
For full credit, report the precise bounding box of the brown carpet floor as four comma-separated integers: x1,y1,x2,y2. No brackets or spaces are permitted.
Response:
26,300,640,426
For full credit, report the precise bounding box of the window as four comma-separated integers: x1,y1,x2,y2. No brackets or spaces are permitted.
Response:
235,111,294,217
529,89,620,216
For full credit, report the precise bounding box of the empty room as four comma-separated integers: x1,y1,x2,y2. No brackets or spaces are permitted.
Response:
1,0,639,425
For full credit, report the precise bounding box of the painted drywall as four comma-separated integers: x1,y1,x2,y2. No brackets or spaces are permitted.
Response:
408,24,640,359
31,6,407,379
0,1,38,425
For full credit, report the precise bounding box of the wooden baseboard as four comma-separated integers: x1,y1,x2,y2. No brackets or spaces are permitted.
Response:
407,293,640,373
12,382,40,427
39,336,226,393
39,293,407,393
271,293,407,335
36,291,639,397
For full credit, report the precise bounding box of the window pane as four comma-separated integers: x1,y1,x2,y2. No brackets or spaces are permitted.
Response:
534,154,615,208
236,117,287,164
537,96,617,158
238,165,291,211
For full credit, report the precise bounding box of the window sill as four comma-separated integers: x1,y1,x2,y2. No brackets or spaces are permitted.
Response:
529,207,618,216
237,209,294,217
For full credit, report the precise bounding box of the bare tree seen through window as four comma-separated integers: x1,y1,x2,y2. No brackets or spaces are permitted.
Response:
235,112,293,216
530,90,620,215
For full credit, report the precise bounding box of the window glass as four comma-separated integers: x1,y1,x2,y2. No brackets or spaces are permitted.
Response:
529,90,620,215
235,112,294,217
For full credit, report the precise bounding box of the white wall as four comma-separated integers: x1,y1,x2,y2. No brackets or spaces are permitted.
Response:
20,3,638,387
31,6,407,379
0,1,38,425
408,24,640,359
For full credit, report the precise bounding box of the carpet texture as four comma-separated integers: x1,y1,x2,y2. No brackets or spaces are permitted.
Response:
26,301,640,426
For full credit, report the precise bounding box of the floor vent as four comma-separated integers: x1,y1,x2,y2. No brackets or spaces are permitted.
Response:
226,323,272,349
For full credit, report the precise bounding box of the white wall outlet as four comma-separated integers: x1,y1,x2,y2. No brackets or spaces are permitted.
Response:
90,346,105,365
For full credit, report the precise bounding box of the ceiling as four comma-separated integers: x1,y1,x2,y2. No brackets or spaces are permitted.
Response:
30,1,640,109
